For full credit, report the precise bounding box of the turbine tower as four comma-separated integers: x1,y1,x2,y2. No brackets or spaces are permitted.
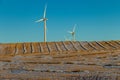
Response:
36,4,48,42
68,24,76,41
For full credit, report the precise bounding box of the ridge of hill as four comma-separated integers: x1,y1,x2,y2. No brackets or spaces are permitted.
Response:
0,40,120,56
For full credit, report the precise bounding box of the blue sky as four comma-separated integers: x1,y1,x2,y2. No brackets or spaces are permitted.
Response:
0,0,120,43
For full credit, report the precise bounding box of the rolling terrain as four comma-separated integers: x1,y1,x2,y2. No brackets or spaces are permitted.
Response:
0,41,120,80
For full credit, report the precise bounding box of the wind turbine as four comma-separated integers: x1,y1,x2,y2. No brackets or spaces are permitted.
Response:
68,24,76,41
35,4,48,42
64,36,69,41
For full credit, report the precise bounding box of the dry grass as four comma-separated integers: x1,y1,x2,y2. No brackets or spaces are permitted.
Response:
0,41,120,79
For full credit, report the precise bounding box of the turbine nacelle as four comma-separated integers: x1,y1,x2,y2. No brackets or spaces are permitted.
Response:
71,32,75,36
43,18,48,21
68,24,77,41
35,18,48,23
68,31,74,35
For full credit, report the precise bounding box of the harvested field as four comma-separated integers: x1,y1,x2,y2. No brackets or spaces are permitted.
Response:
1,41,120,55
0,41,120,80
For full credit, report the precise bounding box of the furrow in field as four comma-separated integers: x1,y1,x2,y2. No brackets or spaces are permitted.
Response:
46,42,58,53
8,43,16,55
99,41,115,50
39,43,44,53
87,42,97,50
115,41,120,47
23,43,32,54
90,41,105,50
63,41,76,52
105,41,117,49
69,41,78,51
46,42,51,53
0,44,9,55
57,42,67,52
80,41,95,51
54,42,62,52
111,41,120,48
74,41,87,51
0,43,16,55
95,41,107,49
40,42,49,54
15,43,24,55
77,41,88,51
31,42,40,53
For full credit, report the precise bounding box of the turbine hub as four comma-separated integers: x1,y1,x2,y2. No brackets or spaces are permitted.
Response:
72,32,75,35
43,18,48,21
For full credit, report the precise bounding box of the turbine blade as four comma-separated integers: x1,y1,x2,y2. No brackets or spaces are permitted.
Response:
35,19,43,22
73,24,76,32
68,31,73,34
43,4,47,18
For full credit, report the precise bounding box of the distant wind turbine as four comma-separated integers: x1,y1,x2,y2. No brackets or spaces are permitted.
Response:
35,4,48,42
68,24,76,41
64,36,69,41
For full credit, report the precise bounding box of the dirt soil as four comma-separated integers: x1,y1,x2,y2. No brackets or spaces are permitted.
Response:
0,41,120,80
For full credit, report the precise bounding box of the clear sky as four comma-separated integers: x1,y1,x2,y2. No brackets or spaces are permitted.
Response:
0,0,120,43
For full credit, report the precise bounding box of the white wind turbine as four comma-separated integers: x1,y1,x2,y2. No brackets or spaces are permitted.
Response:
68,24,76,41
35,4,48,42
64,36,69,41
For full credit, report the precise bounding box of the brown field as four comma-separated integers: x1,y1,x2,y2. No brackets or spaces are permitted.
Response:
0,41,120,80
